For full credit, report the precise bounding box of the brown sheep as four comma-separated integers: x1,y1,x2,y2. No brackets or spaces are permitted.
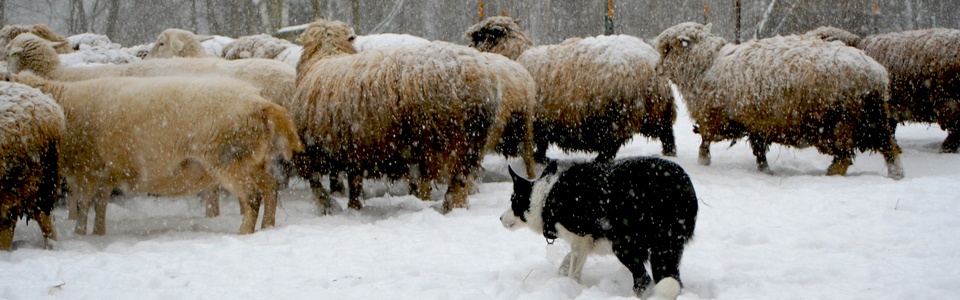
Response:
10,72,303,235
806,26,960,153
466,16,677,163
0,81,63,250
0,24,72,55
7,33,298,218
293,19,501,214
656,22,904,179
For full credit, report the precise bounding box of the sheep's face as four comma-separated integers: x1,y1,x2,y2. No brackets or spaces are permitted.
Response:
146,28,210,59
804,26,861,47
654,22,723,83
298,19,358,63
465,17,519,49
5,33,62,76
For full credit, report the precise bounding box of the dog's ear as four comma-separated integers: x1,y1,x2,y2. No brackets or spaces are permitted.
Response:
541,161,558,177
508,165,529,183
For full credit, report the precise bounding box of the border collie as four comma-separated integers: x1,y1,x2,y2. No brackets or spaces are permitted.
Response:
501,156,698,299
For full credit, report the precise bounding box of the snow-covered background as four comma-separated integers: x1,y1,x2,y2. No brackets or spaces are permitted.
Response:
2,94,959,299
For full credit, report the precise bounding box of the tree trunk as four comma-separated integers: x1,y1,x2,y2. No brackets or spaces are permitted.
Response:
0,0,5,26
259,0,273,33
311,0,323,20
351,0,362,34
69,0,89,34
105,0,121,38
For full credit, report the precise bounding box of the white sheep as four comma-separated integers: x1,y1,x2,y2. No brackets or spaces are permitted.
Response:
223,34,295,60
466,16,678,162
7,33,295,113
0,81,64,250
655,22,904,179
10,72,303,235
352,33,430,52
293,19,502,214
0,24,72,55
145,28,215,59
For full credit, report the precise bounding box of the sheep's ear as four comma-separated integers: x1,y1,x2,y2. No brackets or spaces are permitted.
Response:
678,35,692,48
197,35,214,42
8,46,22,57
704,23,713,33
48,41,68,49
171,39,184,53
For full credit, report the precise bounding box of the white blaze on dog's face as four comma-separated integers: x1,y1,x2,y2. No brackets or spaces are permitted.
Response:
501,165,558,233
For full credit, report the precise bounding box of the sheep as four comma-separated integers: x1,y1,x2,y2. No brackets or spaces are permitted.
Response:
10,72,303,235
466,17,677,163
805,26,960,153
7,33,298,218
0,81,63,250
145,28,214,59
465,16,534,61
67,33,114,50
0,24,72,55
293,19,502,214
274,45,302,67
352,33,430,52
7,33,295,114
655,22,904,179
223,34,296,60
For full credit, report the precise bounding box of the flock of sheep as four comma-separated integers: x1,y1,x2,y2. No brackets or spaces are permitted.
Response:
0,18,957,257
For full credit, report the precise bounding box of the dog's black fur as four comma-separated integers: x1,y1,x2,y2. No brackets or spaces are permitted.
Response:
502,156,698,297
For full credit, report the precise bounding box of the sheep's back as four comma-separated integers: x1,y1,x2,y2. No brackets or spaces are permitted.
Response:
0,82,64,219
701,36,889,129
55,77,274,190
295,43,500,175
858,29,960,103
517,35,660,127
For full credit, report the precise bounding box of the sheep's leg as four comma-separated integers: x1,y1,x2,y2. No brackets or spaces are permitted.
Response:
941,129,960,153
749,135,772,174
254,166,279,229
307,174,340,215
882,137,905,180
90,185,112,236
408,163,431,201
236,192,259,234
698,141,712,166
441,175,471,214
200,187,221,218
522,119,537,179
0,218,14,251
328,172,345,195
347,173,363,210
826,154,854,176
34,211,57,250
533,137,551,164
66,180,80,220
660,128,677,157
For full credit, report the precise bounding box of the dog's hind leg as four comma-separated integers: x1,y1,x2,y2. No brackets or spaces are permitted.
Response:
647,243,685,299
613,239,653,296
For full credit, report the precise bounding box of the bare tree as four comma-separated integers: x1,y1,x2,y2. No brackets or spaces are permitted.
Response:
351,0,361,34
311,0,323,20
68,0,88,34
105,0,121,38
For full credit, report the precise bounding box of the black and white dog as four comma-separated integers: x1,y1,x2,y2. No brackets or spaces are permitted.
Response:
501,156,698,299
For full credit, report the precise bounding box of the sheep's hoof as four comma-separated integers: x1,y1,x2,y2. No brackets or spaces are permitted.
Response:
697,156,711,166
347,199,363,210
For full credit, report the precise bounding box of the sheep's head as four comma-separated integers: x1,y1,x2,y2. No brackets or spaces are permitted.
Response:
0,25,31,52
654,22,725,84
804,26,862,47
0,24,71,56
5,33,64,79
464,16,533,59
145,28,213,59
297,19,358,66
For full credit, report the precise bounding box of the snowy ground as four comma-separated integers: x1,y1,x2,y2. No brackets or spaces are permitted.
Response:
2,99,959,300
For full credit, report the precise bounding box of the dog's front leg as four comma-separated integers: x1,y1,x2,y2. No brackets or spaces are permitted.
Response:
558,234,593,282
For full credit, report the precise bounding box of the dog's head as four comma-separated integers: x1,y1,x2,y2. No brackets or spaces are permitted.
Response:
500,162,559,232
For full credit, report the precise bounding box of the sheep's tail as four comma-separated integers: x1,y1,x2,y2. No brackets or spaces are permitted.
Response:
260,104,304,160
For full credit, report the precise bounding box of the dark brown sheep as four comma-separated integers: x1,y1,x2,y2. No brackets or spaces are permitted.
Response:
0,81,64,250
806,26,960,153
